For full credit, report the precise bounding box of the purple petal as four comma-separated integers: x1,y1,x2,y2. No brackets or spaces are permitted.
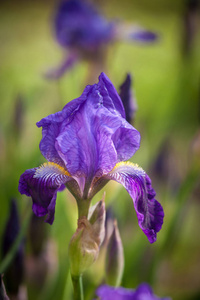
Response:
116,24,158,43
55,76,139,177
58,184,66,192
44,52,78,80
99,73,126,118
55,94,119,178
55,0,114,51
112,119,140,162
131,30,158,42
36,85,90,167
105,162,164,243
18,163,71,224
96,283,171,300
37,73,140,184
96,285,133,300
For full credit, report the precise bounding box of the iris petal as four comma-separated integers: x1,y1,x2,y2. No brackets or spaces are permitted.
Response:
105,162,164,243
45,52,78,80
96,283,171,300
112,119,140,161
18,163,71,224
116,24,158,43
47,73,140,180
99,73,126,118
36,85,90,167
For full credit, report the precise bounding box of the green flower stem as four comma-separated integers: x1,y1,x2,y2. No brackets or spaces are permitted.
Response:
0,206,32,274
71,275,84,300
77,199,91,219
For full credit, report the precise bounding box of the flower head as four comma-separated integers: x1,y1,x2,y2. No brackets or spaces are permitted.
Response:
19,73,164,243
96,283,171,300
55,0,114,53
46,0,158,79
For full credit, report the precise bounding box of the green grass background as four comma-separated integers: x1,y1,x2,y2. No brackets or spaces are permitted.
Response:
0,0,200,299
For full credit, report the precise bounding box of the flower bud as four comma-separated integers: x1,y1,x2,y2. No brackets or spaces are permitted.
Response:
69,196,106,277
119,73,137,124
2,199,24,295
105,220,124,287
69,217,99,276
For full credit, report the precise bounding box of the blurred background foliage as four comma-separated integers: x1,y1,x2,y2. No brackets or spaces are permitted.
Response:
0,0,200,299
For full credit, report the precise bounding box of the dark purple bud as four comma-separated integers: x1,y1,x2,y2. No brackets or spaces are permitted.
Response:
105,220,124,287
102,206,115,246
2,199,24,295
0,275,10,300
119,73,137,124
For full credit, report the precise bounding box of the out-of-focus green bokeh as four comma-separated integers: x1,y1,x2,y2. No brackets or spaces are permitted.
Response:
0,0,200,299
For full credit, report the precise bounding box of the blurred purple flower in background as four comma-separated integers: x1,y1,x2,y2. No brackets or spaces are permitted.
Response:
55,0,114,52
19,73,164,243
46,0,158,79
96,283,171,300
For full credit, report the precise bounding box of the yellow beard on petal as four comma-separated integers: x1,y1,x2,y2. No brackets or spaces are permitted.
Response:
112,161,143,172
35,162,71,177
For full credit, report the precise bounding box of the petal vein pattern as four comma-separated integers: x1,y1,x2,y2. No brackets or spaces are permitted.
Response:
34,162,71,186
105,162,164,243
18,162,71,224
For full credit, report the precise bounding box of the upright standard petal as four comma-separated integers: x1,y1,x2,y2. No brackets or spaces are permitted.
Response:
98,73,126,118
37,73,140,186
36,85,90,167
18,163,72,224
105,162,164,243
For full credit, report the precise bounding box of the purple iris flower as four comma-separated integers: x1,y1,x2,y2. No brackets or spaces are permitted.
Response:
18,73,164,243
55,0,114,52
96,283,171,300
46,0,157,79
